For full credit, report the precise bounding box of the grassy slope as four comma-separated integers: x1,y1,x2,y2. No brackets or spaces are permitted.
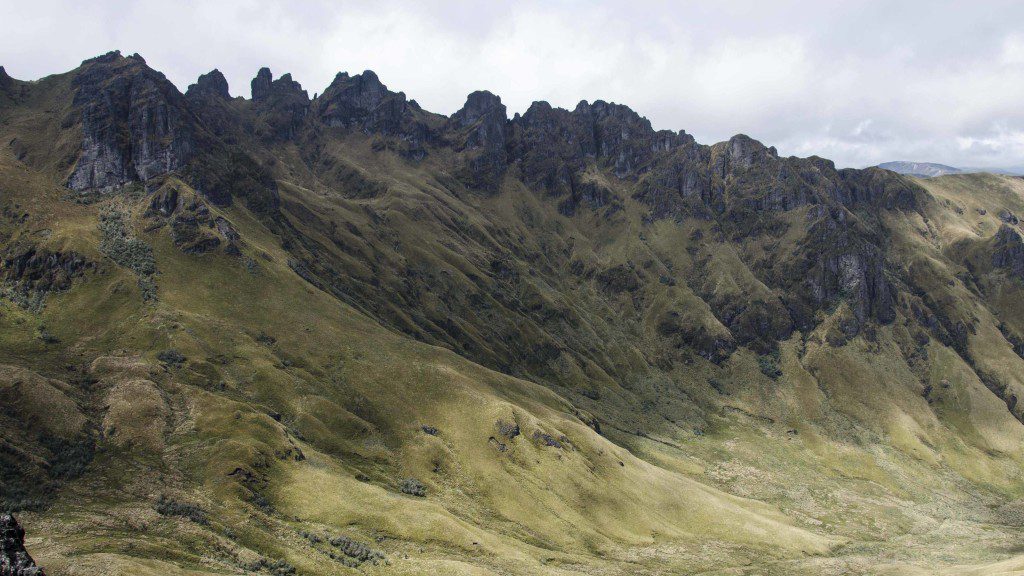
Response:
4,72,1024,575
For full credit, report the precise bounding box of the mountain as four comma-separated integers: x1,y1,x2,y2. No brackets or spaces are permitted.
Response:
878,161,963,177
880,161,1024,178
2,51,1024,575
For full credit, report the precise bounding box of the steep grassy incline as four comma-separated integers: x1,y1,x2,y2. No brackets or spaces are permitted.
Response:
3,53,1024,575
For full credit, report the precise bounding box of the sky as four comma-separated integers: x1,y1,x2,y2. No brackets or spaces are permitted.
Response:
1,0,1023,169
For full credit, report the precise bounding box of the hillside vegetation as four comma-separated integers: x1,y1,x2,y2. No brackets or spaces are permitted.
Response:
3,53,1024,575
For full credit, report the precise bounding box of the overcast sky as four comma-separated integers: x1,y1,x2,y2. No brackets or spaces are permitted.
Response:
2,0,1023,169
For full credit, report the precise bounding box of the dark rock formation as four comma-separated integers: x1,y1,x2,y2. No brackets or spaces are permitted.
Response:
0,514,45,576
146,185,180,217
788,207,895,330
0,66,12,92
448,91,508,190
633,139,713,220
67,51,194,191
656,311,736,363
1,246,92,295
186,69,230,100
145,187,241,255
250,67,273,101
992,225,1024,279
559,179,618,216
314,70,435,158
507,98,688,190
316,71,404,132
249,68,310,141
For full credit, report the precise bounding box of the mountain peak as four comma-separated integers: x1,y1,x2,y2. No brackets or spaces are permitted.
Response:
81,50,123,66
251,67,273,100
451,90,505,128
250,68,308,102
186,69,230,99
877,161,962,178
315,69,415,135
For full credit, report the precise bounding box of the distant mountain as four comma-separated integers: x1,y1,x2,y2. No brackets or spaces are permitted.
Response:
877,161,962,177
963,166,1024,176
879,161,1024,178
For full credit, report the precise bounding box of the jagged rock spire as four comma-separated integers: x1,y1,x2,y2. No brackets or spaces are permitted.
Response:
251,67,272,100
187,69,230,99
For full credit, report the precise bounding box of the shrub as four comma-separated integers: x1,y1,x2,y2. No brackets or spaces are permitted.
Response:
532,430,564,448
707,377,726,395
758,355,782,379
399,477,426,497
98,207,156,276
157,349,186,367
138,276,158,302
268,560,295,576
246,558,295,576
37,327,60,344
155,494,209,525
329,535,385,565
40,433,95,480
496,420,520,438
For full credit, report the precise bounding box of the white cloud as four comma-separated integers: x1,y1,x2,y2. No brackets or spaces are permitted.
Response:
2,0,1023,169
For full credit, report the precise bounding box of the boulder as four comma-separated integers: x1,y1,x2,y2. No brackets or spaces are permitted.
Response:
0,514,45,575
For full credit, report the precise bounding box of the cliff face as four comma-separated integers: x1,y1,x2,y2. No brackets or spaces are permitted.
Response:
32,51,990,382
66,52,195,191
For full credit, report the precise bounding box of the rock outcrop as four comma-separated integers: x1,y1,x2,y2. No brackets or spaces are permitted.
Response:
0,66,12,92
316,70,406,132
1,246,92,295
992,224,1024,279
144,184,243,255
314,70,436,158
249,68,310,141
0,514,45,576
448,91,508,190
507,99,689,193
67,51,194,192
186,69,230,100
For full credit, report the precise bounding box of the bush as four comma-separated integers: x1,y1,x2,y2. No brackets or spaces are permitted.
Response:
98,207,156,276
496,420,520,438
268,559,295,576
329,534,385,565
399,477,426,497
157,349,186,367
40,434,95,480
155,494,209,525
532,430,564,448
245,558,295,576
758,355,782,379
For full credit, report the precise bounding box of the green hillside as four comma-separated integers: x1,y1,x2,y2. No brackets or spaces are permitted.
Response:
3,52,1024,575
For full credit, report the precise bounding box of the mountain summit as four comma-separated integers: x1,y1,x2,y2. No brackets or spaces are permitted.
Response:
878,160,963,177
2,52,1024,575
